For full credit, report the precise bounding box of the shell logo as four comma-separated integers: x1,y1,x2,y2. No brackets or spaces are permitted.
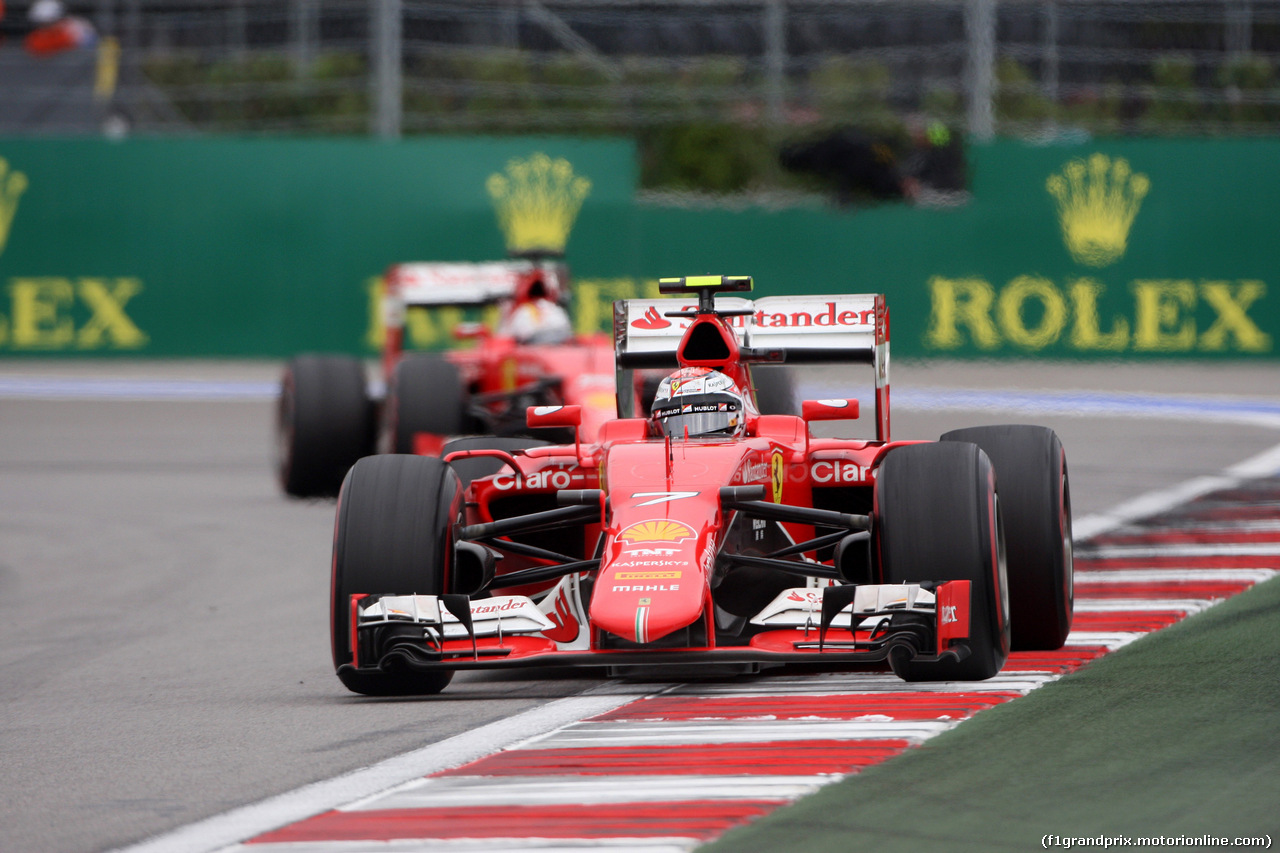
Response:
617,519,695,545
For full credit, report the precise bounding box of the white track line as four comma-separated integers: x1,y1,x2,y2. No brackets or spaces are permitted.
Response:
113,689,664,853
241,840,695,853
362,775,830,808
1072,442,1280,540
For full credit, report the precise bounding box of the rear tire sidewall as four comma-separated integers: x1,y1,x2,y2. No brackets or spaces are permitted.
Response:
875,441,1010,681
331,454,460,695
941,425,1073,651
751,365,797,415
384,355,467,454
277,355,372,497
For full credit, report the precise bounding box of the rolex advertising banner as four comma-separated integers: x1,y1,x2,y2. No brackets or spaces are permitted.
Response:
0,136,1275,359
629,140,1276,360
0,137,639,357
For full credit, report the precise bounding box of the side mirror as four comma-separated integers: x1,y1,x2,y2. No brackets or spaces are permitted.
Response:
526,404,582,430
801,398,860,422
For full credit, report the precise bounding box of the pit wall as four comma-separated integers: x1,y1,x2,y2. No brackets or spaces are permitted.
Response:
0,136,1273,359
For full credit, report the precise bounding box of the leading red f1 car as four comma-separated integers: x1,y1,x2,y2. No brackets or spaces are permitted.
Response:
330,275,1073,694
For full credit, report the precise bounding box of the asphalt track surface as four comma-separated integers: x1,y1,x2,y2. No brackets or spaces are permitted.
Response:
2,358,1280,853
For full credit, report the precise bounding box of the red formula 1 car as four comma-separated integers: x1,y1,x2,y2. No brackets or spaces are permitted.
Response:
330,276,1073,695
277,257,623,497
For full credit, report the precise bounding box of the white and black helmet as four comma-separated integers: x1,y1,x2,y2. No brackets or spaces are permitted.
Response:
651,367,746,439
505,299,572,345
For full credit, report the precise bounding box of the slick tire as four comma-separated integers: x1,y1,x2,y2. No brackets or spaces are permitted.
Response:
331,454,460,696
875,441,1010,681
385,354,468,454
277,355,373,498
942,425,1074,651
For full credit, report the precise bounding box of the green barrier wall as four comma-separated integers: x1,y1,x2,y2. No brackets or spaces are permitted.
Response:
0,137,1274,359
633,140,1277,359
0,137,639,357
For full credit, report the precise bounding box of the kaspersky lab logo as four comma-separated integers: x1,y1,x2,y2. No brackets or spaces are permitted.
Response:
925,151,1270,354
1047,153,1149,268
0,158,28,259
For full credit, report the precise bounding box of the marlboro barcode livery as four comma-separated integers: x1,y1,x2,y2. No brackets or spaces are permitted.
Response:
330,275,1073,695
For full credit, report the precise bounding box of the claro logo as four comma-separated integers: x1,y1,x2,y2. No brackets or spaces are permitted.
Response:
492,466,581,490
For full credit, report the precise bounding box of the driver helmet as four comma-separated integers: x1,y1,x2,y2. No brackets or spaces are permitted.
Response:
504,298,572,345
651,367,746,439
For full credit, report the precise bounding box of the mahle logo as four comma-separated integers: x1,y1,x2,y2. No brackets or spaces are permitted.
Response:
1047,153,1149,268
0,158,28,259
486,152,591,256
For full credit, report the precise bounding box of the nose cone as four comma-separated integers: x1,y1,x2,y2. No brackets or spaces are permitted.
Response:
591,520,709,644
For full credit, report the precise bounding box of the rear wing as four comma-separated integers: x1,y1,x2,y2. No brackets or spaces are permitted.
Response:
613,293,891,440
380,259,569,382
384,260,568,309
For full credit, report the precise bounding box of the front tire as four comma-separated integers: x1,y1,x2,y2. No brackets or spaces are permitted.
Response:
276,355,372,497
875,441,1010,681
331,454,460,696
941,425,1073,651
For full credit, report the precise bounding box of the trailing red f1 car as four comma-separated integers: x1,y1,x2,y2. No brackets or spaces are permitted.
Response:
330,276,1073,694
276,256,617,497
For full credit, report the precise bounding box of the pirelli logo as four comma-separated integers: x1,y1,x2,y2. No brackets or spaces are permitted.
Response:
615,571,682,580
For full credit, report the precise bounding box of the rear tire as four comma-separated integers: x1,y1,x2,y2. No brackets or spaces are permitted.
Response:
752,366,797,415
331,454,459,695
384,355,468,454
277,355,372,497
941,425,1073,651
875,442,1010,681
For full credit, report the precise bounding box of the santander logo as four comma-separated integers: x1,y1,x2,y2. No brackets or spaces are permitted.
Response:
632,306,671,330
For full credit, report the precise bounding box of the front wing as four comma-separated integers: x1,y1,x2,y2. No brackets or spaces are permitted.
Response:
339,581,973,677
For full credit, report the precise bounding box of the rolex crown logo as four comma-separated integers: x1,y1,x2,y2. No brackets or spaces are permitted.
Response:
0,157,29,259
1046,153,1149,268
487,153,591,256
